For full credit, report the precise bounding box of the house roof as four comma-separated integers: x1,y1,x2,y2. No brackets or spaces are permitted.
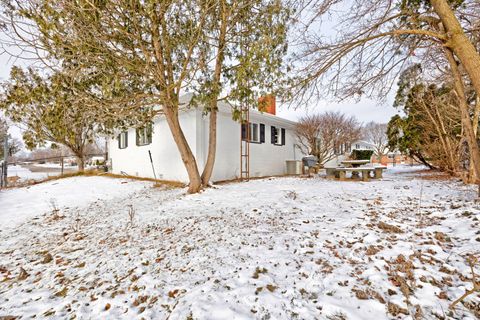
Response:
352,140,376,148
180,93,297,128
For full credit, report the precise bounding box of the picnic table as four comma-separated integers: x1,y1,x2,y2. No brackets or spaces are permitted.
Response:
335,165,387,181
341,160,370,178
341,160,370,167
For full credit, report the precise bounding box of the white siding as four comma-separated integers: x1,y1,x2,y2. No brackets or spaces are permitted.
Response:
200,108,301,181
200,110,240,181
109,110,198,182
109,106,303,183
244,113,299,179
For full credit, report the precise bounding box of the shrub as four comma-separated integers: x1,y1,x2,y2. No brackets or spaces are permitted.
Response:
351,149,374,160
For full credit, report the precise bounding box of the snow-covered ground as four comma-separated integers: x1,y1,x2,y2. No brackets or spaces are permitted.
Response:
33,162,78,169
0,176,151,230
7,165,54,182
0,166,479,319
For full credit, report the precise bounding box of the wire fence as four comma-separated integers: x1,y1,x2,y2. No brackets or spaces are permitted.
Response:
1,153,108,188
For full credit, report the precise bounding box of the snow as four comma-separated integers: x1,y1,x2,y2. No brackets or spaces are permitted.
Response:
0,176,151,230
6,164,84,185
33,163,77,168
0,166,479,319
7,165,54,181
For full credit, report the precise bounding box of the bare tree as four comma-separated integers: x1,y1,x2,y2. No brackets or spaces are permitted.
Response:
295,111,361,166
362,122,389,161
289,0,480,189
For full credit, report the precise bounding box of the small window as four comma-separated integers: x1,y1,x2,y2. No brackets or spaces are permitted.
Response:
250,123,259,142
271,126,279,145
271,126,286,146
242,122,265,143
118,131,128,149
334,143,341,155
136,123,153,146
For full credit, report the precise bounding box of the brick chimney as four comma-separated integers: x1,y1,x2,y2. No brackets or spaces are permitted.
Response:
258,95,276,115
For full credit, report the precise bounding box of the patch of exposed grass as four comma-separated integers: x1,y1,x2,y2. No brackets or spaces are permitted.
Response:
4,169,185,189
252,267,268,279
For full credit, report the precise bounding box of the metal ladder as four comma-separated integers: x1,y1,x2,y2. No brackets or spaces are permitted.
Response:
240,104,250,181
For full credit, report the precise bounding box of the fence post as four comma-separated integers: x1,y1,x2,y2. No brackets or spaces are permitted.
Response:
3,135,8,187
0,161,3,188
104,139,108,162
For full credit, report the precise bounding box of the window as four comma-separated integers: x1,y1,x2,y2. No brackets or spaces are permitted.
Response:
136,123,153,146
242,122,265,143
334,143,351,154
345,143,351,153
334,143,340,155
250,123,259,142
118,131,128,149
271,126,286,146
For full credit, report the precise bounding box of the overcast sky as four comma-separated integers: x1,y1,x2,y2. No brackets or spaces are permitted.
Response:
277,96,399,124
0,1,401,143
0,56,400,142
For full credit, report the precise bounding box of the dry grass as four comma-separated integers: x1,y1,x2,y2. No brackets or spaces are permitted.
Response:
97,172,185,188
3,170,185,189
396,168,453,181
417,172,454,181
214,174,300,185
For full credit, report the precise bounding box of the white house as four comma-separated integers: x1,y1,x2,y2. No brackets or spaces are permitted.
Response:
322,140,376,167
108,95,302,183
351,140,375,151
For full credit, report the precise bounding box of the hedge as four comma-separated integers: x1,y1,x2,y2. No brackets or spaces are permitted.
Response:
351,149,374,160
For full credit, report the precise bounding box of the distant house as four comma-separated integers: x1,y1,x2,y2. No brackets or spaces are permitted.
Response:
323,140,377,167
372,151,409,165
108,95,304,182
350,140,408,165
351,140,375,151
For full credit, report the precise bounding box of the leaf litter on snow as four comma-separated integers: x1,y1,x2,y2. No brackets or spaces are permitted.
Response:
0,166,479,319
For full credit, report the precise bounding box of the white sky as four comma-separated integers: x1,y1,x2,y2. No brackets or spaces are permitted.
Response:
0,55,400,143
277,97,399,124
0,1,401,143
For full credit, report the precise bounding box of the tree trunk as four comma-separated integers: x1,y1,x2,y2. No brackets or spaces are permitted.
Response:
414,152,437,170
76,154,85,172
420,97,456,172
201,108,217,186
200,0,228,186
430,0,480,97
163,106,202,193
444,48,480,196
468,97,480,182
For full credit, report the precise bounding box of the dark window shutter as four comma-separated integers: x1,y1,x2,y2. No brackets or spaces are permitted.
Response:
241,123,247,141
136,128,140,146
124,132,128,148
271,126,276,144
147,123,152,144
281,128,286,145
117,134,121,149
260,124,265,143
